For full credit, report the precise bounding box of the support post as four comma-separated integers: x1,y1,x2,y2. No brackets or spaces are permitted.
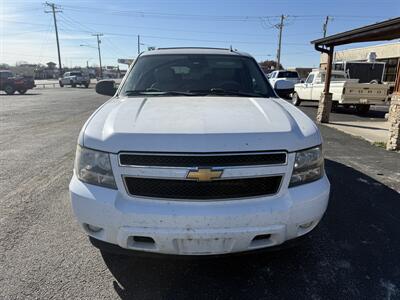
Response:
316,46,334,123
386,59,400,151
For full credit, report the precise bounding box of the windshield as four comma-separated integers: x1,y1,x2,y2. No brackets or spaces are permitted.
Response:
120,54,274,97
277,71,299,78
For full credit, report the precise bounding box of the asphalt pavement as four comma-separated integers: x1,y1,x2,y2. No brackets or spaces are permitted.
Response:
1,88,399,300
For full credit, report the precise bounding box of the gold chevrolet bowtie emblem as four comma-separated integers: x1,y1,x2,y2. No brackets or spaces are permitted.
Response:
186,168,223,182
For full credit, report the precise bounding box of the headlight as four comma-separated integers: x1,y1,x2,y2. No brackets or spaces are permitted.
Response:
74,145,117,189
289,146,324,187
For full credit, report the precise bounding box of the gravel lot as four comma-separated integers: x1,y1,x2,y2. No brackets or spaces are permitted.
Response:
1,88,399,299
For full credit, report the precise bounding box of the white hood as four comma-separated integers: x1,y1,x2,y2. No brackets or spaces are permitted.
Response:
81,96,321,153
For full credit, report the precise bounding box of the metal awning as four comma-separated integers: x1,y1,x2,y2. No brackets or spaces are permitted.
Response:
311,17,400,47
311,17,400,124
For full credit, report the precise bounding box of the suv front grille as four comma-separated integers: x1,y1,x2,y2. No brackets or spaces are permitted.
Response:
124,176,282,200
119,152,286,167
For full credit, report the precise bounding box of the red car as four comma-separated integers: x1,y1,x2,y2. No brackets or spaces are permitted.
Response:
0,70,36,95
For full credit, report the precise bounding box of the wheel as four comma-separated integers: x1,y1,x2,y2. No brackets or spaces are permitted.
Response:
84,84,89,88
18,89,27,95
59,81,64,87
4,84,15,95
291,92,301,106
355,104,370,115
70,80,76,88
331,101,338,112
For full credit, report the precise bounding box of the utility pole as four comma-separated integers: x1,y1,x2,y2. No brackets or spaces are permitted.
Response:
323,16,331,37
275,15,285,70
92,33,103,78
137,35,140,55
44,2,62,76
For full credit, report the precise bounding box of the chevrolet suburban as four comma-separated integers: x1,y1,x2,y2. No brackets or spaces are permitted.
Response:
69,48,330,256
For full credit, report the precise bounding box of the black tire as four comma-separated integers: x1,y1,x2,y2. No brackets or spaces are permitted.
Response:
70,80,76,88
355,104,370,115
84,84,89,88
4,84,15,95
331,101,338,112
291,92,301,106
18,89,27,95
59,81,64,87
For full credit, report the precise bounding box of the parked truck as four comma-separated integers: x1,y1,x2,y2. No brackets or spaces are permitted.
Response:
267,70,301,98
292,69,389,114
0,70,35,95
59,71,91,88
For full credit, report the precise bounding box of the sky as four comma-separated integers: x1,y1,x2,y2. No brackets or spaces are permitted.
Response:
1,0,399,69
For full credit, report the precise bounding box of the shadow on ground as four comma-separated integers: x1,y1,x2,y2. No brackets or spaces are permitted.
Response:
300,102,388,119
100,159,400,300
0,92,42,96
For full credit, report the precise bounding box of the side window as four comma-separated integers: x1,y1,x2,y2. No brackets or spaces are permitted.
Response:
306,74,314,84
0,72,12,78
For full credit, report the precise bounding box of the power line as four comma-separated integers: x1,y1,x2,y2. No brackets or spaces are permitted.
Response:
58,4,394,21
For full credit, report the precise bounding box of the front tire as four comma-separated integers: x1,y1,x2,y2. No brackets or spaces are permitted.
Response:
292,92,301,106
18,89,27,95
59,81,64,87
331,101,338,112
355,104,370,115
4,85,15,95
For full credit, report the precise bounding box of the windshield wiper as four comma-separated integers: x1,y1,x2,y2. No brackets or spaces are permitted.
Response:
190,88,267,98
123,90,201,96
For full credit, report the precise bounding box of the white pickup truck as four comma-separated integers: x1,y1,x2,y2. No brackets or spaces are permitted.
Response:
292,69,389,113
59,71,91,88
69,48,330,256
268,70,301,98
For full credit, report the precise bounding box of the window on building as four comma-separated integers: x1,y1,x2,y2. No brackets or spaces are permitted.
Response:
377,58,399,82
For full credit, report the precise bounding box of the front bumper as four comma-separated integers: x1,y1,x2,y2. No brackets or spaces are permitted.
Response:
69,175,330,255
275,88,294,97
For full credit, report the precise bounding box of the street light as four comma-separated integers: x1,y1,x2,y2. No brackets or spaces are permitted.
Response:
80,43,103,78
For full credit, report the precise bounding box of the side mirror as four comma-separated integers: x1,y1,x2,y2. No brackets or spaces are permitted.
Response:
96,80,117,96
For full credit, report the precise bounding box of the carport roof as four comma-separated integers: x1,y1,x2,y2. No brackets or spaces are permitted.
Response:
311,17,400,47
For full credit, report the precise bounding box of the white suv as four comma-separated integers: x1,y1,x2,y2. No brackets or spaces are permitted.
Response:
268,70,300,98
69,48,330,256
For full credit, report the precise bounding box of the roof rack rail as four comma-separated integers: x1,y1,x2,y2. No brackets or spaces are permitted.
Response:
156,47,231,51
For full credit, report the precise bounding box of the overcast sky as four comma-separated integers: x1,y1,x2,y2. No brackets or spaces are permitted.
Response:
1,0,399,69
